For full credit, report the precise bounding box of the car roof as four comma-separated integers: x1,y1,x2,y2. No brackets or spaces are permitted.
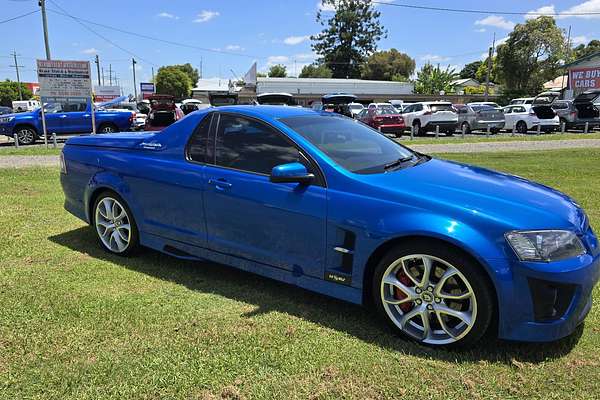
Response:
214,105,318,119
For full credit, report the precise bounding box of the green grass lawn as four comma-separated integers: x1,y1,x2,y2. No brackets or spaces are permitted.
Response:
1,150,599,399
0,146,62,156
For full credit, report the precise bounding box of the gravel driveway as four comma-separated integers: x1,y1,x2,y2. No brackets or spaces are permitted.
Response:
2,139,600,169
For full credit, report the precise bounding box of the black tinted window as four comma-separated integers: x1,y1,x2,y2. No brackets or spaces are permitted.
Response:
187,114,213,163
216,114,299,174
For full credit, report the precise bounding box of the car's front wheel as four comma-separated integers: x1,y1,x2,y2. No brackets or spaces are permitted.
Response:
14,126,37,145
373,241,494,347
93,192,139,255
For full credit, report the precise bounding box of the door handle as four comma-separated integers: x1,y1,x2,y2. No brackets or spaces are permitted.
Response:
208,178,232,190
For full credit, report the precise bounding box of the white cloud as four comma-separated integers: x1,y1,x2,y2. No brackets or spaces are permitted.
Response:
267,55,290,65
294,52,317,61
571,35,589,45
225,44,244,51
157,12,179,20
194,10,219,23
475,15,515,30
420,54,450,63
283,35,311,45
525,5,556,20
559,0,600,19
474,28,486,33
81,48,99,54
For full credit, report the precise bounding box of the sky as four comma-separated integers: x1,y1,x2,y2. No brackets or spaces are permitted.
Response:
1,0,599,96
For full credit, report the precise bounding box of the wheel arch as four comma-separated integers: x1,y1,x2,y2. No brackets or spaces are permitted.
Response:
12,123,39,136
85,172,136,224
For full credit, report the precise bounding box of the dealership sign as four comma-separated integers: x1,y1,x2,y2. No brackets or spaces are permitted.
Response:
94,85,121,102
570,67,600,90
36,59,92,102
140,82,155,99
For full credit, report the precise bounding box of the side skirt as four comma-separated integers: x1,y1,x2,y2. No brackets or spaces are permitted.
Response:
140,232,364,305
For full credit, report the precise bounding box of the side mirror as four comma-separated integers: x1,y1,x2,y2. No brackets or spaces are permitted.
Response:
270,162,314,185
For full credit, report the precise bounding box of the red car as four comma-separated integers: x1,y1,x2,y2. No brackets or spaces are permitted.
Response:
144,95,184,131
359,103,405,137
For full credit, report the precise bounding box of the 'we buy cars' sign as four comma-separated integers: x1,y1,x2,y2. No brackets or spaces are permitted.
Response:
37,59,92,102
570,67,600,91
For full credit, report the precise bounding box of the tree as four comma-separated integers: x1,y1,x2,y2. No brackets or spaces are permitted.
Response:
299,63,333,78
311,0,386,79
475,56,500,83
459,61,482,79
573,39,600,60
496,16,566,94
360,49,415,81
155,67,192,99
414,63,458,95
171,63,200,87
268,64,287,78
0,80,33,107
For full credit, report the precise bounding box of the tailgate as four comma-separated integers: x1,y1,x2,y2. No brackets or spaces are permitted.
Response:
66,132,156,149
430,110,457,122
476,109,504,121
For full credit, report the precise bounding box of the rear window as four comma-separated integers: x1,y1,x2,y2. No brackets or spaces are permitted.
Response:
428,103,454,112
471,105,495,112
376,105,398,115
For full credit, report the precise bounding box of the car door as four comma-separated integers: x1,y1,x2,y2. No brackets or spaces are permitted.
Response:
202,112,327,278
62,102,90,133
502,107,514,129
43,102,67,133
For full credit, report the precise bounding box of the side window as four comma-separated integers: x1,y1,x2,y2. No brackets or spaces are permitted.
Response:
415,104,423,112
215,114,300,175
503,107,512,114
187,113,213,163
514,106,525,113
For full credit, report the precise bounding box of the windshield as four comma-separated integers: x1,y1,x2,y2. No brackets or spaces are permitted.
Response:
471,105,496,112
280,114,419,174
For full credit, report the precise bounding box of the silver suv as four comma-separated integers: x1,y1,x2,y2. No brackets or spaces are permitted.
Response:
552,90,600,130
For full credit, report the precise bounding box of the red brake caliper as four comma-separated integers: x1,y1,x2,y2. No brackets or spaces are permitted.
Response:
394,271,415,313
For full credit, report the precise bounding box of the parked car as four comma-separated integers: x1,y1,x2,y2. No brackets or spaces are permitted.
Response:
12,100,40,113
502,92,560,133
0,100,135,145
145,95,184,131
101,102,147,131
180,103,200,115
359,103,405,136
454,104,505,134
0,106,12,115
60,105,599,348
401,101,458,136
257,93,296,106
321,93,357,117
209,93,238,107
348,102,364,118
552,90,600,130
509,98,534,105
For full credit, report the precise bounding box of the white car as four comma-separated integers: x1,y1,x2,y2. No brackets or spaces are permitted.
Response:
509,97,534,105
401,101,458,136
348,102,364,118
12,100,40,112
101,103,147,131
502,103,559,133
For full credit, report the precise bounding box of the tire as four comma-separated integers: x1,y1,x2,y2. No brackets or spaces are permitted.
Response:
516,121,528,134
14,126,37,145
372,240,495,348
490,128,500,135
413,120,423,136
98,123,118,134
461,122,471,135
93,191,139,256
445,129,454,136
559,118,569,131
394,131,403,138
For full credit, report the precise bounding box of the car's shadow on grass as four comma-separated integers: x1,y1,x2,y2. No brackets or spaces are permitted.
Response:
49,227,583,365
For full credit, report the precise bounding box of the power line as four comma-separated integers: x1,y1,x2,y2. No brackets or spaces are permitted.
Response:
46,0,158,66
370,0,600,16
0,9,40,25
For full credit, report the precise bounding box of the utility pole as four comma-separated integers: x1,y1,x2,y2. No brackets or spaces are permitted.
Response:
101,67,105,85
484,33,496,101
109,64,112,86
561,25,572,92
199,57,203,79
151,67,155,82
94,54,101,86
38,0,51,59
10,51,24,100
132,58,138,100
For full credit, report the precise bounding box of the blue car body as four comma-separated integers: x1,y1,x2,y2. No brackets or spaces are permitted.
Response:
0,103,133,139
60,106,600,343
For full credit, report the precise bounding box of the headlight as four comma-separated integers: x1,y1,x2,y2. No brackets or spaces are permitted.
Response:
505,230,586,262
0,116,14,123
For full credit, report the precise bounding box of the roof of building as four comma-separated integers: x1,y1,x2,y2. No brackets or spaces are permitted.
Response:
543,75,569,90
255,77,414,96
450,78,480,87
562,51,600,68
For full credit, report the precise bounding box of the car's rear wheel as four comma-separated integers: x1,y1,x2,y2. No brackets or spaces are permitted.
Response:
14,127,37,145
413,120,423,136
490,127,500,135
372,241,494,347
98,123,118,134
516,121,528,134
93,192,139,256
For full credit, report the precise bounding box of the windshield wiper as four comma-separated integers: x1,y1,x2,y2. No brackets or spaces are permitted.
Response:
384,155,415,171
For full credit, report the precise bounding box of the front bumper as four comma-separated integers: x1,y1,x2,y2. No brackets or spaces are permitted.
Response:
377,124,405,133
0,123,13,136
489,227,600,342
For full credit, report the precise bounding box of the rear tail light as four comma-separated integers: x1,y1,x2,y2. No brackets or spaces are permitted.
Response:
129,112,136,123
60,152,67,174
571,111,577,117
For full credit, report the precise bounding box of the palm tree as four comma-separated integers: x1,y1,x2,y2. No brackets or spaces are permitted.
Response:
415,63,458,94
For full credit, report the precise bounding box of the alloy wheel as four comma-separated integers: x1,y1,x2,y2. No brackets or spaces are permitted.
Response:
95,197,131,253
380,254,477,345
16,128,35,145
101,125,116,133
